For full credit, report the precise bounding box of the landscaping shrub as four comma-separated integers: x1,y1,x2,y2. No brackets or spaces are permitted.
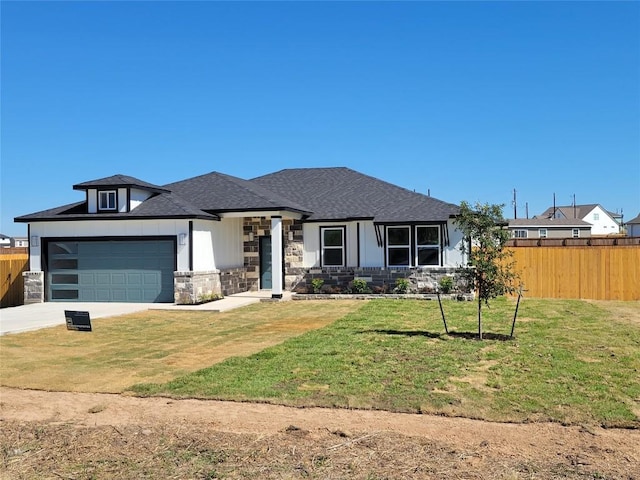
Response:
393,278,410,294
348,278,371,294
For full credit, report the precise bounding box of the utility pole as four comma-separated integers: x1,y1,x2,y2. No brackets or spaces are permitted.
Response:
573,194,576,218
513,188,517,219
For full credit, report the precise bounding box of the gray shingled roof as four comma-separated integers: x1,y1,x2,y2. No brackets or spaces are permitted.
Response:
73,174,170,193
15,193,218,222
16,167,459,223
165,171,312,214
626,213,640,225
538,204,618,221
251,167,459,222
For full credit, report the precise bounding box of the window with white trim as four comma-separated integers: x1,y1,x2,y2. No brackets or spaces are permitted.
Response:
99,190,117,211
385,225,442,267
539,228,548,238
513,230,528,238
416,226,440,266
321,227,345,267
572,228,580,238
387,226,411,266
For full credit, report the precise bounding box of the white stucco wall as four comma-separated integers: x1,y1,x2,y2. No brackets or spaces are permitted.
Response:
359,222,385,267
191,220,216,271
129,188,152,210
303,222,366,267
192,217,243,270
87,189,97,213
445,219,467,267
117,188,127,213
28,219,191,271
303,220,466,268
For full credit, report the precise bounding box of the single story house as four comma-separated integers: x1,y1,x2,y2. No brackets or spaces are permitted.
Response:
15,167,466,304
508,218,592,239
11,237,29,248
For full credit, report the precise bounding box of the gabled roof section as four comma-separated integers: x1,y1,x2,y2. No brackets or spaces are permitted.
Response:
15,194,219,223
626,213,640,225
73,174,170,193
251,167,459,222
165,171,312,215
538,204,607,220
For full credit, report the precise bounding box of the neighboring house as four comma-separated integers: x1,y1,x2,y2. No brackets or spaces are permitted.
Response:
537,204,621,236
0,234,11,248
508,218,592,239
15,167,466,304
626,213,640,237
12,237,29,248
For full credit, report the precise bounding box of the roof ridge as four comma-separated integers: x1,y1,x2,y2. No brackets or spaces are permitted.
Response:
214,172,312,212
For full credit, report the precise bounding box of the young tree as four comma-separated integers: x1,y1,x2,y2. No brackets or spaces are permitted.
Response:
455,201,520,339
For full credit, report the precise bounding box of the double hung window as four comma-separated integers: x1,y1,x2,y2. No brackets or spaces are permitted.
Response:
321,227,345,267
99,190,117,211
387,227,411,266
386,225,441,267
416,226,440,265
513,230,528,238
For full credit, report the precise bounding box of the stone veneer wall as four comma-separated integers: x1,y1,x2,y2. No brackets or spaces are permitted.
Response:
240,217,468,294
301,267,469,294
23,271,44,304
242,217,304,291
283,219,305,290
174,270,221,305
219,267,247,296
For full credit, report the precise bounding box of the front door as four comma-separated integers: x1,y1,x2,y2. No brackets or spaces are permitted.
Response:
259,236,272,289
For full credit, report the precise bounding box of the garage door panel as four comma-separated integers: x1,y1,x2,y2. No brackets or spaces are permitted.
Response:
95,273,112,285
49,240,175,303
79,273,95,285
110,273,127,285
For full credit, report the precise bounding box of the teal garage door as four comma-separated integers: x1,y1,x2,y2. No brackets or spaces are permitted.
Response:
47,240,175,303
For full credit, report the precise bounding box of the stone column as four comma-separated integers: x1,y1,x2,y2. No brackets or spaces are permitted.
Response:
271,216,283,298
23,271,44,304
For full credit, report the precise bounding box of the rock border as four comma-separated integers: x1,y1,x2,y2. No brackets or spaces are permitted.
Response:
292,293,474,301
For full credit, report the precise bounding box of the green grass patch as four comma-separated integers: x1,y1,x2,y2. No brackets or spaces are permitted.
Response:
130,298,640,427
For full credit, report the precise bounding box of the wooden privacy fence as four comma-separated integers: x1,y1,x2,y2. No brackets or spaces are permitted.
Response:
1,251,28,308
508,244,640,301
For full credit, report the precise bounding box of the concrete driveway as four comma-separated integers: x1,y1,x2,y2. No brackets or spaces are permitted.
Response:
0,302,156,335
0,291,291,335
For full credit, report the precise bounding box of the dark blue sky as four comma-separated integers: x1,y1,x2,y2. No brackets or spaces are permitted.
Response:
2,1,639,235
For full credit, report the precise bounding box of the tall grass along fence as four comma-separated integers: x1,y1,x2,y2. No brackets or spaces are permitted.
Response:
1,249,28,307
507,239,640,301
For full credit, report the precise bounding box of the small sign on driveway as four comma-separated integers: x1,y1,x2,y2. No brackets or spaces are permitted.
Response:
64,310,92,332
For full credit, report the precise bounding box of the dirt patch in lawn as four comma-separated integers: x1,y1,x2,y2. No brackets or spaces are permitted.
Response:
1,387,639,479
589,300,640,325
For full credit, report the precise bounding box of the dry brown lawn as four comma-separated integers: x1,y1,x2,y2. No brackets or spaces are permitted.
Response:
0,300,365,393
